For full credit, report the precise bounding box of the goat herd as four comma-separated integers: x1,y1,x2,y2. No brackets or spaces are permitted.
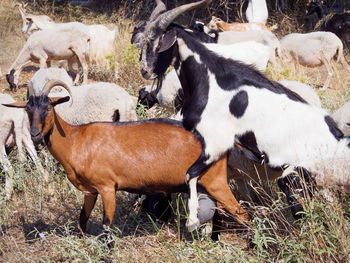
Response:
1,0,350,240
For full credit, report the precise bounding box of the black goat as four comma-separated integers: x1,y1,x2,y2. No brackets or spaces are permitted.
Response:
307,1,350,48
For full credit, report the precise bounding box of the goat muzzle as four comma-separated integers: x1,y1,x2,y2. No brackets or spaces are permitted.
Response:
141,68,157,80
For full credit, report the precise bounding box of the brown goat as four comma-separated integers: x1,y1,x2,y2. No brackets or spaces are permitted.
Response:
208,16,277,32
4,79,248,233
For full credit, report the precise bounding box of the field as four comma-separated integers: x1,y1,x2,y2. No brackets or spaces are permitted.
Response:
1,0,350,262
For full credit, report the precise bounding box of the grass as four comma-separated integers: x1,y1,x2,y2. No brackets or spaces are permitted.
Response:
1,0,350,262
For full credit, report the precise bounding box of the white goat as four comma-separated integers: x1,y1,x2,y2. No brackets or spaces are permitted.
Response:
278,80,321,108
135,0,350,231
6,23,90,91
205,41,270,72
246,0,268,25
30,69,137,124
30,67,73,93
280,31,350,90
0,93,43,199
217,30,281,68
332,102,350,135
17,4,118,68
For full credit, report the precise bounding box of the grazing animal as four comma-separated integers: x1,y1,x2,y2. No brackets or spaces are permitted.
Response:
246,0,268,25
208,16,276,32
141,77,321,220
17,3,118,68
280,31,350,90
134,0,350,231
31,68,137,124
216,30,281,68
6,24,90,91
0,93,44,199
3,80,248,232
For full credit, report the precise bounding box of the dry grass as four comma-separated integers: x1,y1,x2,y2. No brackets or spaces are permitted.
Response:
1,0,350,262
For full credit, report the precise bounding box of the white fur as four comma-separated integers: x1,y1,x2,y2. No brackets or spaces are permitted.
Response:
31,68,73,94
7,23,90,88
205,41,270,71
144,41,270,110
280,31,350,90
0,94,44,199
176,41,350,228
278,80,321,108
217,30,281,67
18,6,118,68
246,0,269,25
32,78,138,124
332,102,350,135
186,176,200,231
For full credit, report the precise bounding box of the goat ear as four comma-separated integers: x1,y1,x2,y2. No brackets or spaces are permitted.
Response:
50,96,70,106
158,29,177,53
2,101,28,108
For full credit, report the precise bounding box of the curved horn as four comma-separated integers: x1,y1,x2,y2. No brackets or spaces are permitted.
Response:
148,0,211,32
41,79,73,104
27,81,34,97
149,0,167,21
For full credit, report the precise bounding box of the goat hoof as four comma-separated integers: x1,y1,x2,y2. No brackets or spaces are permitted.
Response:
186,217,200,232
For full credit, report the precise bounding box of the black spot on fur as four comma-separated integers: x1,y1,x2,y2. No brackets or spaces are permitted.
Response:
174,28,307,104
236,131,265,163
229,90,248,118
180,56,209,131
112,110,120,122
324,115,344,141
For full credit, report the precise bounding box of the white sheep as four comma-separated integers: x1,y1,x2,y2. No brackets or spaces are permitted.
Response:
0,93,43,199
331,102,350,135
30,69,137,124
17,4,118,69
217,30,281,68
6,24,90,91
280,31,350,90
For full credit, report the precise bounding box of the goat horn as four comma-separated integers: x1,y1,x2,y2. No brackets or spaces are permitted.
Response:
27,81,34,97
149,0,167,21
41,79,73,103
148,0,211,32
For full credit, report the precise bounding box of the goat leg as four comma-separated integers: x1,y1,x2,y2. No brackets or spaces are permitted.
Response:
100,188,116,230
79,193,98,232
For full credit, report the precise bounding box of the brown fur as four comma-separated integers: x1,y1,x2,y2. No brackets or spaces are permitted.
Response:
208,16,276,32
9,96,248,232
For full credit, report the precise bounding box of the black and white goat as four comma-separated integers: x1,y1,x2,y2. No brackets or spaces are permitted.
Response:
134,0,350,231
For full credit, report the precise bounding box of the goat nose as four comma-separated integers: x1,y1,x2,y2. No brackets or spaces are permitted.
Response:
31,131,41,138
